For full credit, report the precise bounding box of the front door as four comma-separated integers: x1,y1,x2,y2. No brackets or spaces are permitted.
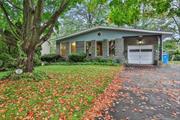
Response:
128,45,153,64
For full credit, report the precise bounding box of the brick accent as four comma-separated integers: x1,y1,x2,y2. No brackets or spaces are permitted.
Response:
115,39,125,61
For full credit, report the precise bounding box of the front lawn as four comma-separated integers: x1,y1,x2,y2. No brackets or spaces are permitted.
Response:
0,65,120,119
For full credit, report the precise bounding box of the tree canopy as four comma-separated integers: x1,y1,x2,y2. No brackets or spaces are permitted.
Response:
0,0,81,72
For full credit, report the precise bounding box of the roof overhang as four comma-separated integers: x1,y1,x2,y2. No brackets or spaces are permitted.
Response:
57,26,173,41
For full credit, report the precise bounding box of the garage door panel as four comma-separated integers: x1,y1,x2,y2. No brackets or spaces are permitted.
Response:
128,45,153,65
129,59,140,64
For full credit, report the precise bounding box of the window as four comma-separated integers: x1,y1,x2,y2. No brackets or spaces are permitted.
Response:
71,42,76,54
109,40,115,56
97,41,103,56
86,42,92,56
60,43,66,56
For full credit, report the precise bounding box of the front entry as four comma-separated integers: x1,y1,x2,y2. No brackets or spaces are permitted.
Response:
128,45,153,64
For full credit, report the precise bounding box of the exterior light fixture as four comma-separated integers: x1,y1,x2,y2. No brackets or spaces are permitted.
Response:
138,40,143,45
72,42,76,46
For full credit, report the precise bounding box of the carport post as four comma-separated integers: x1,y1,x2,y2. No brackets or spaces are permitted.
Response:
159,35,163,61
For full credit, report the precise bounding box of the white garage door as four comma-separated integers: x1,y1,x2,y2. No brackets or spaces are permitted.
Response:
128,45,153,64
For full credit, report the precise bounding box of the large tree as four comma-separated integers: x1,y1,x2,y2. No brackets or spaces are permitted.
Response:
0,0,80,72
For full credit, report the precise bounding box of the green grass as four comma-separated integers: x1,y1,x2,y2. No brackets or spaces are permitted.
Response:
0,71,11,80
0,65,120,119
169,61,180,64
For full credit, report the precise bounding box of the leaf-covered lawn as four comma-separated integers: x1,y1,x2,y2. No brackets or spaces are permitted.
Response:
0,65,120,119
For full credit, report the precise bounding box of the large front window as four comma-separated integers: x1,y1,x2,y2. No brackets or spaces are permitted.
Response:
97,41,103,56
71,42,76,54
109,40,115,56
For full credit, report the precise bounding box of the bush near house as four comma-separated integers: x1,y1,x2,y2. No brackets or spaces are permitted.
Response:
68,53,86,62
41,54,65,63
168,49,180,61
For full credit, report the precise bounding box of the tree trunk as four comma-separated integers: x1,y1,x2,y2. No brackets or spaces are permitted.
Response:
24,49,35,73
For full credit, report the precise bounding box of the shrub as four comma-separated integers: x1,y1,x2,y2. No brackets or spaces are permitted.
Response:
87,57,114,63
0,53,17,68
41,54,65,63
174,55,180,61
34,54,42,66
68,53,86,62
174,50,180,55
0,60,3,68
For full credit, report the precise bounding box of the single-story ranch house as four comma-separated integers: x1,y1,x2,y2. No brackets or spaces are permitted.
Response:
56,27,172,65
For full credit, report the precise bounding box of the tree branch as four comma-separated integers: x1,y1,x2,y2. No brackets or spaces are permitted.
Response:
36,24,54,48
172,16,180,34
34,0,44,31
6,0,23,11
0,1,21,40
40,0,70,34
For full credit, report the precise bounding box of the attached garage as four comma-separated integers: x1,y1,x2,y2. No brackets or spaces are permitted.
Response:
128,45,153,64
56,27,172,65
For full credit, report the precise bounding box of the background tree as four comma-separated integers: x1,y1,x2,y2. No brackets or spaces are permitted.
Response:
0,0,80,72
108,0,141,26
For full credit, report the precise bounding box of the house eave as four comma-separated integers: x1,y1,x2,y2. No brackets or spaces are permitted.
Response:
56,26,173,42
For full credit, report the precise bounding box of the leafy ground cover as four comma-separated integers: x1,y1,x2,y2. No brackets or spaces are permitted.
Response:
0,65,120,119
0,71,11,80
169,61,180,64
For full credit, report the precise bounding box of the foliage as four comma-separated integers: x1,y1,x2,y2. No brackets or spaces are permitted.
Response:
88,57,112,62
9,71,48,81
0,0,81,72
41,54,65,63
174,55,180,61
0,65,120,119
0,60,3,68
163,40,178,51
87,57,123,64
57,0,109,37
52,61,120,66
33,54,42,66
68,53,86,62
173,50,180,61
109,0,141,26
0,71,12,80
0,53,17,69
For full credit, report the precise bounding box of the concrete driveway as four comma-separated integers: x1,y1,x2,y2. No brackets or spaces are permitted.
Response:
106,65,180,120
